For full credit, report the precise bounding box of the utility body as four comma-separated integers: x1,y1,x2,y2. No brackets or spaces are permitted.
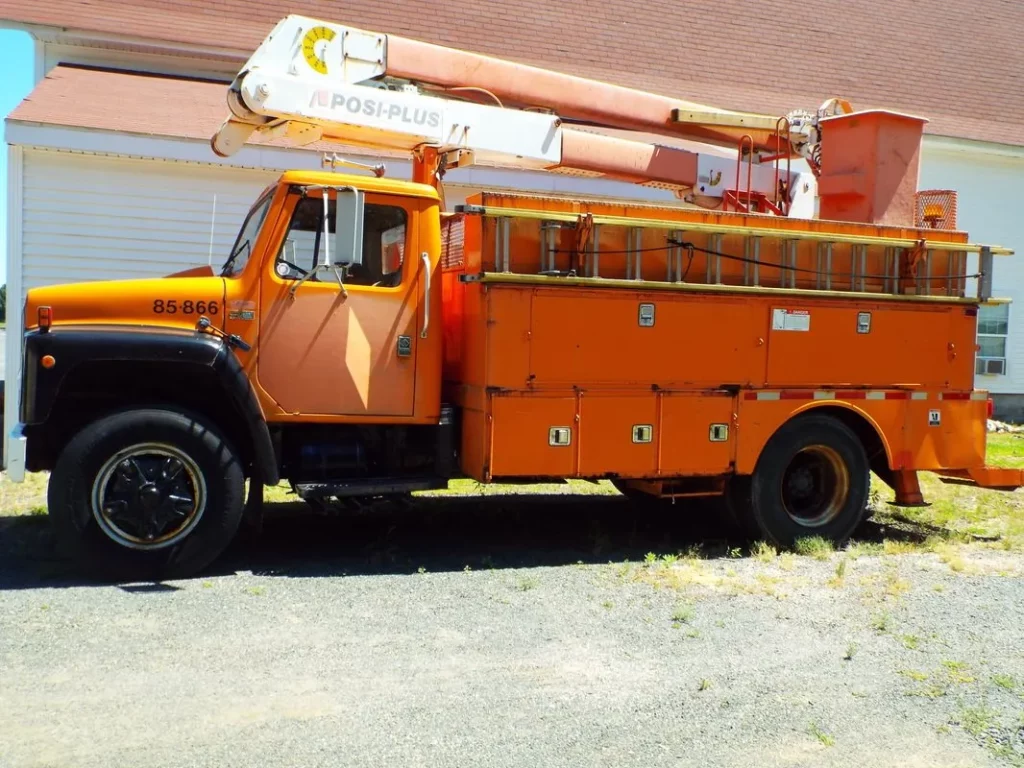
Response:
4,15,1018,579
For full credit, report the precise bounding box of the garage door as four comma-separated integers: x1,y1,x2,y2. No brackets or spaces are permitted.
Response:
4,149,277,466
20,149,277,290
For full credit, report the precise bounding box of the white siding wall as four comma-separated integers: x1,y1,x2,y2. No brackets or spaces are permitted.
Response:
4,149,276,465
21,150,277,288
919,142,1024,394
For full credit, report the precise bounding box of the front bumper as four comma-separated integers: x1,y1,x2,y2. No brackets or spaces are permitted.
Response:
4,423,27,483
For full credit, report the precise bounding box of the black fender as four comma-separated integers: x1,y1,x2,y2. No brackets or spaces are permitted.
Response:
21,326,279,484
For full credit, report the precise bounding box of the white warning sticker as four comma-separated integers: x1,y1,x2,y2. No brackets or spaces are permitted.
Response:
772,308,811,332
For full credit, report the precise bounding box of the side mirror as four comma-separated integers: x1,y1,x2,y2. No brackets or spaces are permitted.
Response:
329,186,364,267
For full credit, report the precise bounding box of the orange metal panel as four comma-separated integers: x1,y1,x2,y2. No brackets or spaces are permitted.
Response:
489,394,577,477
764,303,972,389
734,399,904,475
577,394,658,476
257,192,426,418
939,467,1024,489
440,215,467,385
659,393,736,475
258,267,419,417
457,283,487,389
947,306,981,383
528,288,765,387
902,399,986,470
817,110,926,226
485,287,532,388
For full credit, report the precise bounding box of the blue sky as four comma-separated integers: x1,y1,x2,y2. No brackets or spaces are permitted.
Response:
0,29,35,286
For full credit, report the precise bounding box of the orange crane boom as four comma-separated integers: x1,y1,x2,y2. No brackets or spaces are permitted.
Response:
212,15,838,213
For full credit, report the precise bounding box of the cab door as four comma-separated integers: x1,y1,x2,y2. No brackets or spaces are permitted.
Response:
257,189,422,417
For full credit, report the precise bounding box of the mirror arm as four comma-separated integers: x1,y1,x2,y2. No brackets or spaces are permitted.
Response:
287,264,349,299
330,266,349,297
288,265,321,298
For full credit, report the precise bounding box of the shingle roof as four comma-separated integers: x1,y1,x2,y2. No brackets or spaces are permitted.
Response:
5,65,408,159
3,0,1022,146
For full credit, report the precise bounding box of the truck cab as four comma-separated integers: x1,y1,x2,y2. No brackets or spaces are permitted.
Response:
10,171,452,580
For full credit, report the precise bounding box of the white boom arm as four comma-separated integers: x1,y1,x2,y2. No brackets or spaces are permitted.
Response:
212,15,810,206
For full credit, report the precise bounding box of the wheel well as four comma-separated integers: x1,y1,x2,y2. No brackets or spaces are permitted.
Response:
26,360,256,474
803,405,891,477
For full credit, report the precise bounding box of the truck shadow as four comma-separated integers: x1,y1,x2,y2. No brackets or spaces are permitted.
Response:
0,494,940,589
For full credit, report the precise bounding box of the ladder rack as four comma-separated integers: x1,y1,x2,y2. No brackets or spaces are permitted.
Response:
455,194,1012,302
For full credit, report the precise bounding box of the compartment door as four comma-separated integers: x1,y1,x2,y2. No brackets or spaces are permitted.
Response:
658,393,736,476
489,394,577,477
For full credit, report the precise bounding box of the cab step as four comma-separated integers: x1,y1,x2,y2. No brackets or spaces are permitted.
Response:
293,477,448,499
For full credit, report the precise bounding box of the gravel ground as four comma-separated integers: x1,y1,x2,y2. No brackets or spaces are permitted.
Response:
1,491,1023,768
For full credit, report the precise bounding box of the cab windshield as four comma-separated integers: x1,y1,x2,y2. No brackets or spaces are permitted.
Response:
220,192,273,277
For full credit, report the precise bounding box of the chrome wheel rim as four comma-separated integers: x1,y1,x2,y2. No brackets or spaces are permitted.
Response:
780,445,849,528
90,443,207,550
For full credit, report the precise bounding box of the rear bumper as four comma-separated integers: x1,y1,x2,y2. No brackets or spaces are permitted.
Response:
936,466,1024,491
4,423,27,483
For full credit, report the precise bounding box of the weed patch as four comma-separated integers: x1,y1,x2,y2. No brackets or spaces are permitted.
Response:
807,721,835,747
794,537,833,560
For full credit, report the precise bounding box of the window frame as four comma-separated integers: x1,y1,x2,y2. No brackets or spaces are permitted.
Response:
222,189,274,278
976,302,1009,377
271,188,413,292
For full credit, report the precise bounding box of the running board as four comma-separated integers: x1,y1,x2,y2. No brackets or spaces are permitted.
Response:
935,467,1024,491
294,478,448,499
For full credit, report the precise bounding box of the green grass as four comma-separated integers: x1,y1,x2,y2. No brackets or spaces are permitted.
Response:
827,557,849,588
899,669,929,682
515,576,539,591
671,602,695,624
959,705,999,737
861,433,1024,553
984,433,1024,469
0,472,49,516
902,660,980,699
807,721,835,747
870,610,891,633
991,673,1016,691
900,634,921,650
751,541,777,562
794,536,834,560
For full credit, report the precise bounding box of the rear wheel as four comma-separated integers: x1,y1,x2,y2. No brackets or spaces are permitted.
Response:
48,408,245,581
744,413,870,548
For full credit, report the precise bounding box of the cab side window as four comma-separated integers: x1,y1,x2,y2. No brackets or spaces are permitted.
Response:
276,196,408,287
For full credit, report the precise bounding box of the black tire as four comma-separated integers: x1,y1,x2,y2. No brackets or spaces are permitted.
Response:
48,408,245,581
747,413,870,548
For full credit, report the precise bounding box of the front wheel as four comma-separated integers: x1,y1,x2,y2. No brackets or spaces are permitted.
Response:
746,413,870,548
48,408,245,581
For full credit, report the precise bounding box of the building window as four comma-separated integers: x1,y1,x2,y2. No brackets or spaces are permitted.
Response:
976,303,1009,376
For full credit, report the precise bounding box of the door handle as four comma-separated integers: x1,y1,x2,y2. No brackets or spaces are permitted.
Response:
420,252,431,339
